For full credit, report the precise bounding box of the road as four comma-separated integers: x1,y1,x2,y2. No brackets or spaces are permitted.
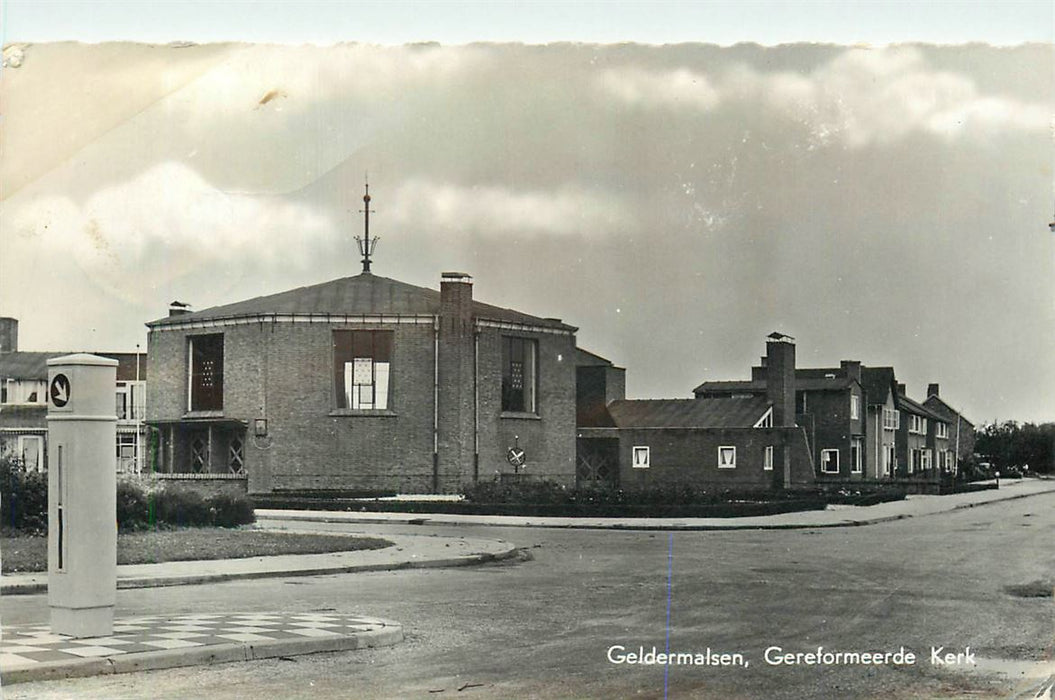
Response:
4,493,1054,699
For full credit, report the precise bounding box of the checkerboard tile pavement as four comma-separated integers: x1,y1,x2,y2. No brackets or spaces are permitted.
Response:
1,612,393,674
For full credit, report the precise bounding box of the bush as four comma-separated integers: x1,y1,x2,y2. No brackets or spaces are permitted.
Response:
210,492,256,528
155,487,213,527
1,457,47,534
116,478,156,531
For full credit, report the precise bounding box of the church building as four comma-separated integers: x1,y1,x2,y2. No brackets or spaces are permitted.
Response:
145,187,577,494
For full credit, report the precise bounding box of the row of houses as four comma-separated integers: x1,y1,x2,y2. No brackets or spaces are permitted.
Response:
0,317,148,474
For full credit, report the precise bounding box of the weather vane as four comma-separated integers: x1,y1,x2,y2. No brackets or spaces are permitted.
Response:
356,175,379,273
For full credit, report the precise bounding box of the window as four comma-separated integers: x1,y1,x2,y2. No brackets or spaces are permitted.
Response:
334,330,392,410
885,445,896,476
229,438,245,475
502,337,537,413
0,381,6,404
910,448,922,473
821,449,840,474
754,408,773,428
883,408,899,430
718,446,736,469
851,438,863,473
936,422,948,439
763,445,774,471
632,446,650,469
850,395,860,420
908,414,927,435
189,334,224,411
922,449,932,471
116,384,129,420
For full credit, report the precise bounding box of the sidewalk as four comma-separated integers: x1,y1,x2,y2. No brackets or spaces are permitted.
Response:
1,532,517,596
1,612,402,685
256,477,1055,531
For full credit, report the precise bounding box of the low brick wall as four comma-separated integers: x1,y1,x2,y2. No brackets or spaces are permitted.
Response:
145,473,248,497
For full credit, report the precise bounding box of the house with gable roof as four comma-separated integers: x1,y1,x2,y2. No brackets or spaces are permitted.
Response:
577,333,814,489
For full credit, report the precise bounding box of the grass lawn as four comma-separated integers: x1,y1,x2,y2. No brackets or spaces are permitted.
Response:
0,528,393,574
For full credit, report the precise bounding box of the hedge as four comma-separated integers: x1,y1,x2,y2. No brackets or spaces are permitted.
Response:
0,457,255,534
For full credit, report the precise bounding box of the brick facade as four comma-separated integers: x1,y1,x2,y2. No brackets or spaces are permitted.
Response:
146,273,578,494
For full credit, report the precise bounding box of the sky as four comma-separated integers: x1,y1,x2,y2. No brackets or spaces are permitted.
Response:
1,2,1053,424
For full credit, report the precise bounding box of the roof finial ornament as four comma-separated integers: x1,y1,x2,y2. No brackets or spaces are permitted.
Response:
356,174,379,274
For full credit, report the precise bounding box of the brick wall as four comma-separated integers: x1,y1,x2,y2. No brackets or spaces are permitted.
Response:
615,427,813,489
148,317,578,494
476,328,577,487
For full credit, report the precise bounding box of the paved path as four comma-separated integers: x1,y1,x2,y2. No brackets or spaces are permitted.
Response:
0,612,402,685
257,477,1055,531
1,532,517,595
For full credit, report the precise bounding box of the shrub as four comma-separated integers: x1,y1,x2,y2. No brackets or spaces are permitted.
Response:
116,478,156,531
210,492,256,528
155,487,213,527
1,456,48,534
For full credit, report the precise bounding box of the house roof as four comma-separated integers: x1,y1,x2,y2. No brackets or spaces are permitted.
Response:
147,273,576,332
693,374,852,396
576,348,619,368
923,395,974,428
0,352,147,381
897,393,946,422
607,396,770,429
861,366,896,405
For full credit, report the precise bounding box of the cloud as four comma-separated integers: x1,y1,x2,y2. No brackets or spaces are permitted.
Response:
386,179,635,238
596,47,1050,147
597,66,721,110
4,162,336,303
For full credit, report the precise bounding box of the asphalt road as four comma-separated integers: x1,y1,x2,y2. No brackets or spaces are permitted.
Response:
4,494,1054,700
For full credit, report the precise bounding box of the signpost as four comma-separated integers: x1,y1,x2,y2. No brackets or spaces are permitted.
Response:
47,354,118,638
506,436,526,474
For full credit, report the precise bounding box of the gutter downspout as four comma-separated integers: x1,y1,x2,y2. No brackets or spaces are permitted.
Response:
433,317,440,494
474,329,480,483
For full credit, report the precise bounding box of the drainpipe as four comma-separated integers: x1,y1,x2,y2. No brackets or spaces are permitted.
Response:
433,318,440,493
474,329,480,483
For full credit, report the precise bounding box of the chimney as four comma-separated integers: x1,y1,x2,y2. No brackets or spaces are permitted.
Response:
440,272,473,330
897,382,906,396
840,360,861,383
0,317,17,353
764,332,796,428
927,383,940,398
168,301,192,317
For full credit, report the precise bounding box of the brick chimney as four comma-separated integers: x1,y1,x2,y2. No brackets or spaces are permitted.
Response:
440,272,473,329
0,317,17,353
168,301,192,317
897,382,906,396
765,332,796,428
927,383,940,398
840,360,861,383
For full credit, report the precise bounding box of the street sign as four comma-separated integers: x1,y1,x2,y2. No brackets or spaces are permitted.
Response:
50,374,70,408
507,447,526,468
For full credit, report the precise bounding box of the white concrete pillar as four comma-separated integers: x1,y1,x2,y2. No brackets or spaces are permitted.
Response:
47,353,118,638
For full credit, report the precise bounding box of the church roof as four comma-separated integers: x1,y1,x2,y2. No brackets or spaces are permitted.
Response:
147,273,576,332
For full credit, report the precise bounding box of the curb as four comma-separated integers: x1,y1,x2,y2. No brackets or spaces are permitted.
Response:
1,543,519,596
257,484,1055,532
1,619,403,685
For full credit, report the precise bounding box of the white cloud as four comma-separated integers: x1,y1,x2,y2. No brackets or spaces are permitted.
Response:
597,66,721,110
387,179,634,237
597,47,1050,147
3,162,336,303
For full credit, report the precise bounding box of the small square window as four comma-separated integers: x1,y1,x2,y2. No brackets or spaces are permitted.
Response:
718,446,736,469
632,446,650,469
